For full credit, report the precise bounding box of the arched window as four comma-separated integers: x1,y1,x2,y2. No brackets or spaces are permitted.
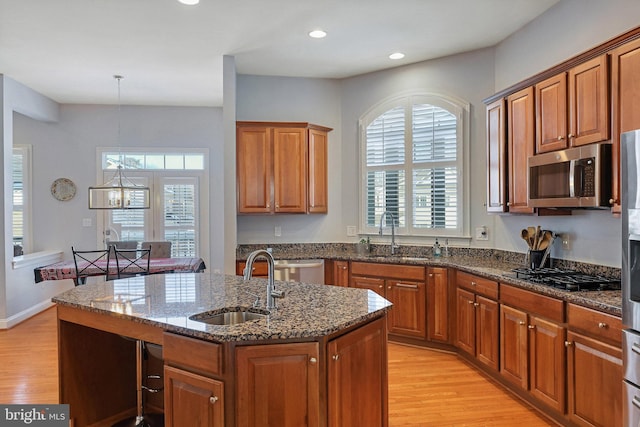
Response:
359,94,469,237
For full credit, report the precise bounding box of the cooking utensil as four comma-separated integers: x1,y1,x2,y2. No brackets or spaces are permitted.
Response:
533,226,541,250
521,229,532,249
537,230,552,250
539,232,558,268
527,226,536,248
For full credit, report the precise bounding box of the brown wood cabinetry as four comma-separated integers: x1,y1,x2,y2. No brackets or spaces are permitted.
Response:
426,267,449,343
236,342,320,427
327,317,388,427
236,260,268,277
566,303,623,427
328,260,349,287
351,262,427,341
612,38,640,213
486,98,507,213
535,55,609,154
164,365,225,427
506,87,535,214
455,271,499,370
499,285,566,413
236,122,331,214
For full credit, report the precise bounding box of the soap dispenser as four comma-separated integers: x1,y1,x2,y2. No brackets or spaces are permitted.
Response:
433,238,441,257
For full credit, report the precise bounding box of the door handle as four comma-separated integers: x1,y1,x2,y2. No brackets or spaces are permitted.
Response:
394,283,418,289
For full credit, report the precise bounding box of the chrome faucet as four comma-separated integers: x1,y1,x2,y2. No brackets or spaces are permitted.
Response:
243,249,284,310
379,210,399,255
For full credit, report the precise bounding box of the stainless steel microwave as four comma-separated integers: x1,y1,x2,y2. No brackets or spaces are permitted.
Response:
528,143,612,208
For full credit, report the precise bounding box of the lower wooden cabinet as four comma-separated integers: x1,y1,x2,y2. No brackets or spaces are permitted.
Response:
331,260,349,286
235,342,320,427
427,267,449,343
164,365,225,427
327,317,388,427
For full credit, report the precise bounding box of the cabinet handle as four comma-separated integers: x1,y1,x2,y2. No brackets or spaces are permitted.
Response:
332,354,340,361
395,283,418,289
557,136,564,140
598,322,608,329
378,285,383,289
275,204,280,209
468,300,475,305
267,203,270,208
388,286,392,290
519,321,525,325
633,396,640,410
528,325,535,330
473,302,479,307
568,133,574,138
632,343,640,355
429,273,434,277
341,266,347,270
209,396,219,404
309,357,317,364
471,281,477,286
565,341,573,347
610,198,616,205
506,202,511,206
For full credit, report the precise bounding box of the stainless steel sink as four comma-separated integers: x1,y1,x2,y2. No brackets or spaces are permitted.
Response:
190,308,269,325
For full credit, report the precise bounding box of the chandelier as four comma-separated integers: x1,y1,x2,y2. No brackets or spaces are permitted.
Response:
88,75,150,209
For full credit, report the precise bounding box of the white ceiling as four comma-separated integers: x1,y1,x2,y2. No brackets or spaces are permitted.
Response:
0,0,560,107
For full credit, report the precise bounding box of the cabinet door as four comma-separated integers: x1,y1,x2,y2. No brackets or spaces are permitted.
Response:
486,99,507,213
476,296,499,371
386,279,426,340
273,128,307,213
500,305,528,388
328,317,388,427
427,267,449,343
236,342,320,427
308,128,328,213
612,38,640,213
351,276,385,296
569,55,609,147
332,260,349,287
529,316,565,413
164,365,224,427
237,126,272,213
507,87,535,213
536,73,568,153
455,287,475,356
566,331,623,427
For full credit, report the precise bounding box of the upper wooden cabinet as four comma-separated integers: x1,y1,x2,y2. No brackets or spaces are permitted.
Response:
612,38,640,213
535,55,609,154
506,87,535,214
486,99,507,213
236,122,332,214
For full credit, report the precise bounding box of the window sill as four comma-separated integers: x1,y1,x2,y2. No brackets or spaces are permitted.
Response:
12,250,63,270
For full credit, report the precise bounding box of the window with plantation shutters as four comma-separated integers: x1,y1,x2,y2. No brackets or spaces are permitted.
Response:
12,146,31,255
360,94,468,237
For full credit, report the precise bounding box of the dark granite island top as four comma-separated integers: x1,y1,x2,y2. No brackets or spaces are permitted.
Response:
53,272,392,427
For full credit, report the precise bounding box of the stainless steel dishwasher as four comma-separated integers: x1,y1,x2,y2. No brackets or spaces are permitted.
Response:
274,259,325,284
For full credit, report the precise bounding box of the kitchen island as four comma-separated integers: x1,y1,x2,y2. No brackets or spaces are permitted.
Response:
52,272,391,427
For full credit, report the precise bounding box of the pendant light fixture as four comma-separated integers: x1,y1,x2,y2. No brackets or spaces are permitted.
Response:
88,75,150,210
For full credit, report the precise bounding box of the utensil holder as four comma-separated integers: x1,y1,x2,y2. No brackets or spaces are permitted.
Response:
529,249,549,270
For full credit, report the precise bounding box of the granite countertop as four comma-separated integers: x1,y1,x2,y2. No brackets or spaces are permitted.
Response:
237,244,622,317
52,272,391,343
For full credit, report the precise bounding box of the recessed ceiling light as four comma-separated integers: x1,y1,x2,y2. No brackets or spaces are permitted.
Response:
309,30,327,39
389,52,405,60
178,0,199,5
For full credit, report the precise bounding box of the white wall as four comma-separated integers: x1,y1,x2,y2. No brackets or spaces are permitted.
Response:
236,75,345,243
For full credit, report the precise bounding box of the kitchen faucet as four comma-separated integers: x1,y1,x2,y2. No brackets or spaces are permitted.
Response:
243,249,284,310
379,210,399,255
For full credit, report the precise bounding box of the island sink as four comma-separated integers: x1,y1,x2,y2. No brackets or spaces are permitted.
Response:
189,308,269,325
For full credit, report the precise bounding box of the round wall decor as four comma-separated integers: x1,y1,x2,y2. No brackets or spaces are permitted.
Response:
51,178,77,201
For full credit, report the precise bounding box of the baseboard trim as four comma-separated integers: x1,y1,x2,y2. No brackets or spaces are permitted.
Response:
0,299,55,329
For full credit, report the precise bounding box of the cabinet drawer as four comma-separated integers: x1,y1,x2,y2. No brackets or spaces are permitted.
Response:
500,284,564,323
456,271,498,299
567,303,622,345
164,332,222,377
351,262,425,281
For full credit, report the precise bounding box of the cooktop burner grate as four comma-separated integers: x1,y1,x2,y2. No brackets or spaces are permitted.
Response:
510,268,620,292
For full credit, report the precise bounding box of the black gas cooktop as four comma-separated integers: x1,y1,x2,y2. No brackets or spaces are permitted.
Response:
510,267,621,292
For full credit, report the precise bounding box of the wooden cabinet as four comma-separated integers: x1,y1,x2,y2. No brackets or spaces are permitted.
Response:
535,55,609,154
235,342,320,427
351,262,427,341
329,260,349,287
236,260,268,277
236,122,332,214
612,38,640,213
500,285,566,413
486,98,507,213
455,272,499,370
506,87,535,214
427,267,449,343
164,365,224,427
566,304,623,427
327,317,388,427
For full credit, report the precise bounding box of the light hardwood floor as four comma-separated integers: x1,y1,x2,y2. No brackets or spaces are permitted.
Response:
0,308,555,426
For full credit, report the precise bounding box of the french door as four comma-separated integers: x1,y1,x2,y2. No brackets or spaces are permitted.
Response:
102,171,200,257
